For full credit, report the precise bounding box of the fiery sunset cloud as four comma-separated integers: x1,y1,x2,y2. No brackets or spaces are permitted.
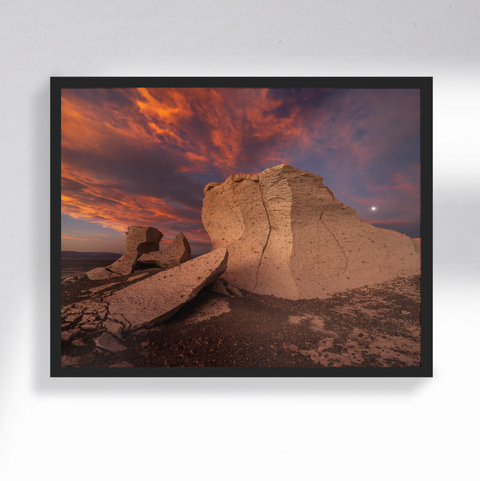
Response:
61,87,420,255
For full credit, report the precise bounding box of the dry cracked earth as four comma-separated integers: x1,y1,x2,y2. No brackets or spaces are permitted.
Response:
60,270,422,369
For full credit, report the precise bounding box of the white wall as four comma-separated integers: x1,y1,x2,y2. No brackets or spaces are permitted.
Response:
1,2,478,480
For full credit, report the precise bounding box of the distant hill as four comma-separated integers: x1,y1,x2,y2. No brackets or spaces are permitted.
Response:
61,251,122,260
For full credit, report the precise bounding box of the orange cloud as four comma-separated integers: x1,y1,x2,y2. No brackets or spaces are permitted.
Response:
61,235,89,242
60,87,421,250
60,87,312,236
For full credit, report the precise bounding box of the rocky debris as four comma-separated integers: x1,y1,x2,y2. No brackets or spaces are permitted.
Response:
61,328,81,342
61,300,111,332
210,279,231,296
81,323,98,331
103,320,124,339
107,248,228,330
138,232,191,268
94,333,127,353
210,278,243,297
224,282,243,297
61,355,81,367
64,313,82,324
109,313,132,332
109,361,134,368
61,273,88,284
59,248,228,348
202,164,421,300
86,226,162,280
71,339,86,347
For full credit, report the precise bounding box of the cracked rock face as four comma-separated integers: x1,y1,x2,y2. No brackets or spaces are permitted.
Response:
138,232,191,268
202,164,421,300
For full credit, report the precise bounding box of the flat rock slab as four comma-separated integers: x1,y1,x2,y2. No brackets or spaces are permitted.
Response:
107,248,228,330
94,332,127,353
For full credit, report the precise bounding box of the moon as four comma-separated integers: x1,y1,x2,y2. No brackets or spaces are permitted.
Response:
371,206,377,211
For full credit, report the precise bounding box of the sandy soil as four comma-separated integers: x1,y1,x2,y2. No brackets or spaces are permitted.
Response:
60,273,421,369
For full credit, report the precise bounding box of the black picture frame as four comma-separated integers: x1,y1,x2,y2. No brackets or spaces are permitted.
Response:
51,76,432,378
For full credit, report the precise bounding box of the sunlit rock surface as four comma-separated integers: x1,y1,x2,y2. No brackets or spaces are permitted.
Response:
202,164,420,300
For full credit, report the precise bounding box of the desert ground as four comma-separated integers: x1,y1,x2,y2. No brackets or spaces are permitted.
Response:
60,268,421,369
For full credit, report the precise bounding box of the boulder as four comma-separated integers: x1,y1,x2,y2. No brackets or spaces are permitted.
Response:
138,232,191,268
210,279,231,296
202,164,421,300
103,320,124,339
107,226,163,276
86,267,121,281
107,248,228,330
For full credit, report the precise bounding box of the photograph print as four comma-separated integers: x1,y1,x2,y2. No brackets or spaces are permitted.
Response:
51,77,432,377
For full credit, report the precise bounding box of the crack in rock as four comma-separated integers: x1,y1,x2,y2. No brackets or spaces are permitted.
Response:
320,204,349,275
253,181,272,292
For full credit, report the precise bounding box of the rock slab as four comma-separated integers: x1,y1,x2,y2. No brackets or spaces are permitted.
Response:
202,164,420,300
94,332,127,353
107,248,228,330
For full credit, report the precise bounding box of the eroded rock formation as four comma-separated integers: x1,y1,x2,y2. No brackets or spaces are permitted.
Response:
108,226,163,275
86,226,162,280
138,232,191,268
202,164,420,300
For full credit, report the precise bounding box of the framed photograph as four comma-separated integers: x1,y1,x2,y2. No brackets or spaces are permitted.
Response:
51,77,432,377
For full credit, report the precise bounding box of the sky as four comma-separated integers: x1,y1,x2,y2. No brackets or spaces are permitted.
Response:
61,87,421,256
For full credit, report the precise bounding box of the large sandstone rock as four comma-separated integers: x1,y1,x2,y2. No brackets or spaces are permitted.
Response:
202,164,421,300
86,226,162,279
138,232,191,268
107,248,228,330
